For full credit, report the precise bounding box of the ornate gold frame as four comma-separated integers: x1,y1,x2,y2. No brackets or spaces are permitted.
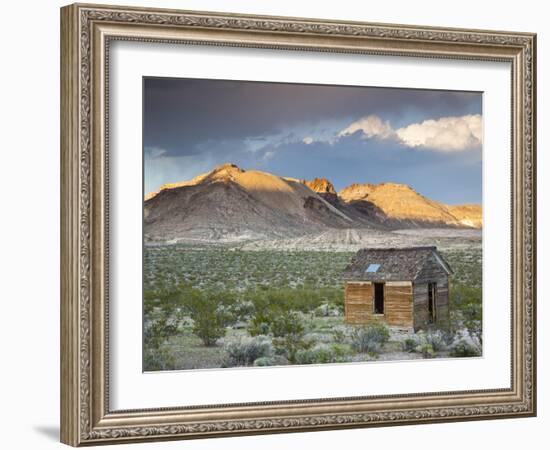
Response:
60,3,536,446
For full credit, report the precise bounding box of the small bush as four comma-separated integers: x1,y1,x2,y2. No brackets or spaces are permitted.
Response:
271,311,306,338
402,336,420,353
252,356,272,367
253,355,290,367
350,323,390,354
331,326,349,344
273,332,315,363
424,330,447,352
231,300,255,322
248,310,306,338
183,289,237,346
294,344,353,365
431,320,459,347
314,303,341,317
450,284,482,348
144,304,179,351
462,303,482,348
143,346,176,371
248,319,271,337
223,335,273,367
416,343,435,358
450,339,481,357
248,310,313,363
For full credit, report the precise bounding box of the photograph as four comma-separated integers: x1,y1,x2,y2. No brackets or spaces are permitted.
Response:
142,78,483,371
56,2,537,446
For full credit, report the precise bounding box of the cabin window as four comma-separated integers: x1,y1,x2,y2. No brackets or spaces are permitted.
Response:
373,282,384,314
428,282,437,322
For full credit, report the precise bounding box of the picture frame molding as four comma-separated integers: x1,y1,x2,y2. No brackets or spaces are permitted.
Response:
60,3,536,446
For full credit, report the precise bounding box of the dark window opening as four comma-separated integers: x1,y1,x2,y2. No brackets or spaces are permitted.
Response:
374,282,384,314
428,282,437,323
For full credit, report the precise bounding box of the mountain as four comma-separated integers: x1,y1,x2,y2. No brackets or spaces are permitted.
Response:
301,177,339,206
338,182,475,229
144,164,482,243
301,178,385,228
447,204,483,228
144,163,354,242
302,178,339,209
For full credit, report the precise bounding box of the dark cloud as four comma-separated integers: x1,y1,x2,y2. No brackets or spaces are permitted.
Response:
144,77,482,203
144,77,481,156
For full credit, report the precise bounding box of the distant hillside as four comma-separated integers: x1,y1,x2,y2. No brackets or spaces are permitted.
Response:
447,204,483,228
144,163,481,243
338,182,479,229
144,163,354,243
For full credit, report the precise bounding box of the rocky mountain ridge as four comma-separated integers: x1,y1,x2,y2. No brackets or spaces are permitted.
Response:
144,163,481,243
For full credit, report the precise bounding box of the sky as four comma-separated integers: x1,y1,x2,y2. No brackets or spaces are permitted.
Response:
144,77,482,204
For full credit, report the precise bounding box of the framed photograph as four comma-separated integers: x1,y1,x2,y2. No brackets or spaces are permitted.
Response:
60,3,536,446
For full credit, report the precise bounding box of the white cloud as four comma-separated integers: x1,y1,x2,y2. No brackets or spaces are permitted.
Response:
338,115,395,140
396,114,482,151
337,114,482,152
302,136,314,145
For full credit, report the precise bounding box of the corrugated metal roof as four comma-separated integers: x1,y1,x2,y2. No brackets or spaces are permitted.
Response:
342,246,452,282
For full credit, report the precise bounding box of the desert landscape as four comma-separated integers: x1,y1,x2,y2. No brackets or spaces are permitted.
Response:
143,163,482,371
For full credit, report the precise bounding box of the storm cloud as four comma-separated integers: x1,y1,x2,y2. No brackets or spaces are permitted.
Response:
144,77,482,204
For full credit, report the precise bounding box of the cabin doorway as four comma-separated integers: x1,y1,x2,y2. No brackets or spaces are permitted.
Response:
374,282,384,314
428,282,437,323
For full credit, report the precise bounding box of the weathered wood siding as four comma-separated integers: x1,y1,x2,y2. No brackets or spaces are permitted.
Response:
413,253,450,330
435,279,450,322
344,282,373,324
384,282,414,328
344,281,413,329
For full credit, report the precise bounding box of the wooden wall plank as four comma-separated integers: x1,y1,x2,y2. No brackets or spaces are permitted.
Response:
344,282,413,329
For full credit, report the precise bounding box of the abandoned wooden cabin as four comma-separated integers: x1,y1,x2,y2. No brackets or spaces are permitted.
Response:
342,246,453,331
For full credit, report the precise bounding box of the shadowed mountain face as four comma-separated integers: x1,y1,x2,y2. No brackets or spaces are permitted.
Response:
301,178,339,208
144,163,482,243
